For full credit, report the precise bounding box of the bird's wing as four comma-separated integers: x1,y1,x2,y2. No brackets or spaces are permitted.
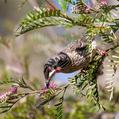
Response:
59,39,91,73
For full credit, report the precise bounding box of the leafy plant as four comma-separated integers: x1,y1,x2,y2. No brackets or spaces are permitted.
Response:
1,0,119,119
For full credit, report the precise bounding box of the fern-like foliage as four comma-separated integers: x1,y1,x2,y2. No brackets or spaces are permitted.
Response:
1,0,119,117
0,77,34,91
70,54,104,109
55,85,68,119
0,93,28,114
103,57,115,101
55,96,64,119
17,9,74,35
12,0,119,116
103,46,119,101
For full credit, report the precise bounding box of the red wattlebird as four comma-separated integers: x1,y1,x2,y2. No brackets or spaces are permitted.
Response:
44,39,96,88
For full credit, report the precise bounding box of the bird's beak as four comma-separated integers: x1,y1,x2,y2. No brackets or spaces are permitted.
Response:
49,69,56,78
46,69,56,88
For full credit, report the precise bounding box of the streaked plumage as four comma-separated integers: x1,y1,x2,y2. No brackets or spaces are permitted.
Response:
44,39,96,87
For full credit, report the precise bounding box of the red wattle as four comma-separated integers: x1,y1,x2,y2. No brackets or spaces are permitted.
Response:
56,67,61,72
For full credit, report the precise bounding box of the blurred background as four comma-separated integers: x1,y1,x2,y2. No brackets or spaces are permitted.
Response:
0,0,119,119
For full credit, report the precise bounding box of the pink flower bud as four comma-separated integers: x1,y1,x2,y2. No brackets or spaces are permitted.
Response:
0,93,8,103
48,82,57,89
0,86,18,103
100,0,108,5
40,82,57,94
9,86,18,94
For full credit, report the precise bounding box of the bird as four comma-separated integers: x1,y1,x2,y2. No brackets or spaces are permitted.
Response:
44,38,96,88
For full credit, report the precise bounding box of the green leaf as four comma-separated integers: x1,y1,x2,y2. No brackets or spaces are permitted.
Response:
55,103,63,119
16,8,74,36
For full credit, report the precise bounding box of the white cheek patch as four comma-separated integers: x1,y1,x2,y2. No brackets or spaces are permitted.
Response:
49,70,56,79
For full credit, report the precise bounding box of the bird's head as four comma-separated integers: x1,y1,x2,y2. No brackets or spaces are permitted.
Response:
44,62,62,88
44,52,70,88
